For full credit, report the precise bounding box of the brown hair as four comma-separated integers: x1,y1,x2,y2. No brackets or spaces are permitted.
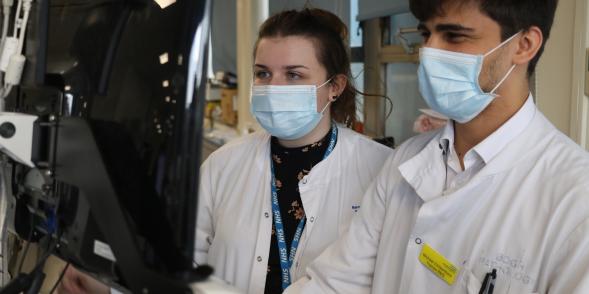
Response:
410,0,558,76
254,8,367,127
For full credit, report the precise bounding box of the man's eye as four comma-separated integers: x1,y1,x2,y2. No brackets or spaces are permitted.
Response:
420,31,431,42
445,32,467,43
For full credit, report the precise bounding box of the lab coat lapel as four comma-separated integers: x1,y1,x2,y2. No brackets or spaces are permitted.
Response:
298,127,345,236
399,134,447,203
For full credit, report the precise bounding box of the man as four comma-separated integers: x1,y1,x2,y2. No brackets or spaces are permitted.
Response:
286,0,589,293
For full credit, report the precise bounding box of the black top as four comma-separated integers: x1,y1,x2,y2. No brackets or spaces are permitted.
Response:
264,131,334,293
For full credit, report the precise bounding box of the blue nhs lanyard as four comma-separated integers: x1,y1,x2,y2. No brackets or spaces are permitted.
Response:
270,125,337,290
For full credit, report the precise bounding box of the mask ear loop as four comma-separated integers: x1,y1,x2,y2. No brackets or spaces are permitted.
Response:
318,77,337,114
484,31,522,95
490,64,517,94
484,31,522,57
317,76,335,89
320,94,340,115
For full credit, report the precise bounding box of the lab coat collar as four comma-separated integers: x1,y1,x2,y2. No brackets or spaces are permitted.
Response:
474,94,536,164
399,134,448,203
438,94,536,165
400,94,540,203
300,125,349,188
254,131,272,173
255,126,351,192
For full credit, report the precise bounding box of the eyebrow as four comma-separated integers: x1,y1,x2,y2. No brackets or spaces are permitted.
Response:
284,65,309,70
436,23,475,33
253,64,309,70
418,22,475,33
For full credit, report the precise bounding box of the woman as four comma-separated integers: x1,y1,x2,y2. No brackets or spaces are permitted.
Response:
196,8,391,293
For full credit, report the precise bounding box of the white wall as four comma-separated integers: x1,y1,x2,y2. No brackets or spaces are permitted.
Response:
580,0,589,150
536,0,588,149
536,0,574,135
577,0,589,150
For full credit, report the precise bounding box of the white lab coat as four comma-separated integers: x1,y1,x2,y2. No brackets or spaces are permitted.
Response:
287,102,589,293
195,126,391,293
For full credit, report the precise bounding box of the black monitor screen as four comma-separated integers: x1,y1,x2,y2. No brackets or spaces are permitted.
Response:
5,0,210,290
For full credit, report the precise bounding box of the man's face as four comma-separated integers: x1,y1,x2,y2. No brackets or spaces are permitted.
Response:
418,2,517,92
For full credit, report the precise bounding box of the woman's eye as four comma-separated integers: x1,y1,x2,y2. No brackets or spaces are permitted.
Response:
286,71,301,80
254,70,270,79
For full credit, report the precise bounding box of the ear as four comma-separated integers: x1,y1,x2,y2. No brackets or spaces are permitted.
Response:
328,74,348,101
513,26,543,66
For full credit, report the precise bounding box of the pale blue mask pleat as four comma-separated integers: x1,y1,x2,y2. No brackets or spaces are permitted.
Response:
417,34,518,123
250,83,327,140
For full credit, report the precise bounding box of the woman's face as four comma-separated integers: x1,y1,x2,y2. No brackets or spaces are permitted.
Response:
254,36,335,112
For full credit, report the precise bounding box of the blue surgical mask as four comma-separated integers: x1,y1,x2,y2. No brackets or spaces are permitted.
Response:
250,79,332,140
417,33,520,123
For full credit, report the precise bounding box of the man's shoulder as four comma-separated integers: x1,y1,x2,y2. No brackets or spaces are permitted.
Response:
546,132,589,186
524,114,589,198
537,115,589,175
392,130,440,163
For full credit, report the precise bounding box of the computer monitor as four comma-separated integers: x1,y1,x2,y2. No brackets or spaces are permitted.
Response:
1,0,211,292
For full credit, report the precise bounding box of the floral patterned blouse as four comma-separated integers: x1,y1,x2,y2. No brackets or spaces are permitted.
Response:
264,131,333,293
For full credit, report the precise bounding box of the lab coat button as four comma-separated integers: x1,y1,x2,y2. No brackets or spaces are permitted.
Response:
264,212,269,218
415,237,422,245
257,256,262,262
309,217,315,223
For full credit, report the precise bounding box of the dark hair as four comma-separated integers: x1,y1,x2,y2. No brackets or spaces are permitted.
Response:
409,0,559,76
254,8,360,127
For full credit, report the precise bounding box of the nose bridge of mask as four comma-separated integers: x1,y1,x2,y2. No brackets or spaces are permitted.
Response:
250,77,332,112
251,85,317,112
251,77,331,95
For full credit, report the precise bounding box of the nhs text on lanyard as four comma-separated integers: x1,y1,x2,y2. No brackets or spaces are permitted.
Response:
270,125,337,290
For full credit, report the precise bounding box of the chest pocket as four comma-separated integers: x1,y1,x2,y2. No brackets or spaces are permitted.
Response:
464,269,538,294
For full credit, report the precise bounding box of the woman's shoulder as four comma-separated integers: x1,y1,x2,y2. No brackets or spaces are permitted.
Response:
337,126,391,154
205,131,270,163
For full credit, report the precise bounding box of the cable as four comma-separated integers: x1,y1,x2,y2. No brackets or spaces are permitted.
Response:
0,0,31,100
0,0,14,99
48,262,69,294
24,236,56,275
1,0,13,39
11,0,21,37
16,0,31,54
15,212,34,274
1,10,8,41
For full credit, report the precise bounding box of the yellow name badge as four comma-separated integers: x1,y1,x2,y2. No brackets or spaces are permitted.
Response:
418,243,460,285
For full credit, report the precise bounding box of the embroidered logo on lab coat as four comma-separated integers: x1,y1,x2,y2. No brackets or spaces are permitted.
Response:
477,254,535,287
